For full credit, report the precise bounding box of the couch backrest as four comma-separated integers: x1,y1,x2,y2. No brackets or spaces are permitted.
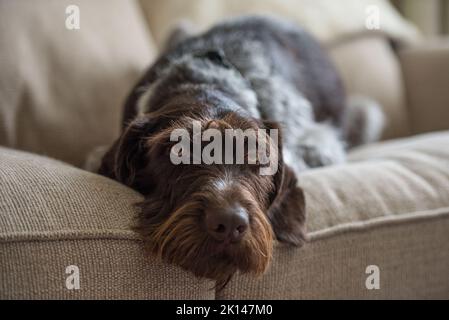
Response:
0,0,155,167
329,34,411,138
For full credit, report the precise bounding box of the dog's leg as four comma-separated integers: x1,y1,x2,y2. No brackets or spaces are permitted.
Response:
286,96,385,172
284,121,346,173
343,95,386,149
299,122,346,168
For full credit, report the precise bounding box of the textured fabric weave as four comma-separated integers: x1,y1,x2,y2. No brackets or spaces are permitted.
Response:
0,147,214,299
1,131,449,299
0,240,214,299
303,132,449,232
218,211,449,299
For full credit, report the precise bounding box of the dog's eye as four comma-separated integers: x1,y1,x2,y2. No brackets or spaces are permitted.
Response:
195,49,232,69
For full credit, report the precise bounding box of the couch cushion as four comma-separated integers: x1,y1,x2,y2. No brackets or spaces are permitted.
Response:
219,213,449,299
0,0,155,167
304,131,449,232
0,147,214,299
219,131,449,299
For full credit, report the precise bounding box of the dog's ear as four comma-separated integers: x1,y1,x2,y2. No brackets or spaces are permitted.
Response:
99,116,154,189
264,121,307,246
268,165,307,246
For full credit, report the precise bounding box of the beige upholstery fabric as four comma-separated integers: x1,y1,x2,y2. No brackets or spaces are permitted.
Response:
139,0,419,47
0,0,155,167
399,38,449,135
329,35,410,139
0,240,214,299
1,131,449,299
220,132,449,299
305,131,449,232
0,147,214,299
219,213,449,299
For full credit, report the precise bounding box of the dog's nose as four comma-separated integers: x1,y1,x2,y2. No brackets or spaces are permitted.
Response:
205,205,249,242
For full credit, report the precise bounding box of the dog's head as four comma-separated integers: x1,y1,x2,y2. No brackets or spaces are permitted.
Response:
99,103,306,287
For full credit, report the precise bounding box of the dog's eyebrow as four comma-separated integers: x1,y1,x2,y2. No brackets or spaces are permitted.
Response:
193,49,232,69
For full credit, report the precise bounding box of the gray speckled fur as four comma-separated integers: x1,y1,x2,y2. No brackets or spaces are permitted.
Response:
125,16,383,175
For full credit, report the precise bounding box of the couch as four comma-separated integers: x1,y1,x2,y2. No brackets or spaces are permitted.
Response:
1,0,448,299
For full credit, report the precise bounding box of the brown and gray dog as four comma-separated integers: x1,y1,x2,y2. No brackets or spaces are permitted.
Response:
95,16,384,288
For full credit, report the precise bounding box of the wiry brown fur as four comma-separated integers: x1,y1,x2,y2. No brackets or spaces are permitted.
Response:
99,107,306,288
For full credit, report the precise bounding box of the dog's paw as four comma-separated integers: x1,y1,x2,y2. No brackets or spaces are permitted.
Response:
299,143,343,168
296,128,346,168
300,144,334,167
344,95,386,148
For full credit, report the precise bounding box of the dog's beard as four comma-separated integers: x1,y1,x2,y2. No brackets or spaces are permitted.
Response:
136,196,273,289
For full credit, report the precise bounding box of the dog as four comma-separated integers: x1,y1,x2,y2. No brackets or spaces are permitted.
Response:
96,16,384,288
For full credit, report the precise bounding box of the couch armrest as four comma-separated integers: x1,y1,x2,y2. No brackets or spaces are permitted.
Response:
399,38,449,134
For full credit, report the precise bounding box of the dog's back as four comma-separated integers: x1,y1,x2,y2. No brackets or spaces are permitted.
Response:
97,16,383,179
125,16,345,129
